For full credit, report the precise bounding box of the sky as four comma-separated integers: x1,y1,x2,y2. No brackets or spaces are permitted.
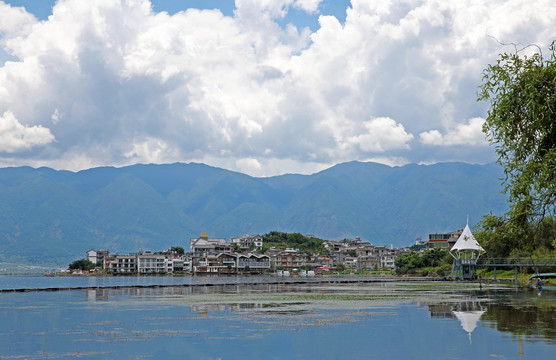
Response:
0,0,554,177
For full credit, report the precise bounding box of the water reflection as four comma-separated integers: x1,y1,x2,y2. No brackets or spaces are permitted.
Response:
481,292,556,343
85,283,307,301
190,303,266,315
3,282,556,359
428,291,556,347
85,283,556,347
429,299,487,343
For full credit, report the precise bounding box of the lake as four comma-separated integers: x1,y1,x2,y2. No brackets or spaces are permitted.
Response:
0,276,554,359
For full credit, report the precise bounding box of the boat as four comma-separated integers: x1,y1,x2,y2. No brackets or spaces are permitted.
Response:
529,273,556,281
529,273,556,290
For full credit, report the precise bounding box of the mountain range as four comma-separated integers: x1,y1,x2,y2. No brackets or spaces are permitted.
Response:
0,161,508,267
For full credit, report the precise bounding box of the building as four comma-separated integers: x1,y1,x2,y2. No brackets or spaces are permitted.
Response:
86,249,109,267
216,253,238,272
309,254,333,268
137,252,164,274
193,254,221,273
323,240,348,253
273,249,307,269
237,253,270,271
190,232,231,256
107,254,137,273
325,240,406,271
427,229,464,249
106,249,187,274
381,254,397,270
357,255,381,270
230,234,263,251
208,253,271,273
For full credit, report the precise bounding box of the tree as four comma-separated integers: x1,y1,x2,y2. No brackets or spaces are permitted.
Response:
170,246,185,255
394,249,451,274
474,214,518,258
69,259,95,271
478,42,556,243
262,231,327,255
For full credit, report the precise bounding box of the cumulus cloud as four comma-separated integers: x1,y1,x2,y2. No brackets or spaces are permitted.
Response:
123,137,176,164
0,111,55,152
347,117,414,153
0,0,554,175
0,2,36,38
235,0,323,19
420,117,487,146
236,157,263,174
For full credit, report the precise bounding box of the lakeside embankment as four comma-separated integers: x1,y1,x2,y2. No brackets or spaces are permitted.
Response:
2,274,529,293
0,275,446,293
2,267,536,293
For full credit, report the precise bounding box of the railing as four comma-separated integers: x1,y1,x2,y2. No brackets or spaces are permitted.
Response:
477,258,556,267
238,261,270,268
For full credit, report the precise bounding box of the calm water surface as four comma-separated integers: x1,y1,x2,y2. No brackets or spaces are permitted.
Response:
0,274,377,290
0,274,276,290
0,277,554,359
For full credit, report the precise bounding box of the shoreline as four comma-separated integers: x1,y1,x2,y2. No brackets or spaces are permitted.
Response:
0,276,447,293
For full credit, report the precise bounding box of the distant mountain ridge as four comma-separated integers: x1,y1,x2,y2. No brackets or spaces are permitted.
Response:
0,161,507,266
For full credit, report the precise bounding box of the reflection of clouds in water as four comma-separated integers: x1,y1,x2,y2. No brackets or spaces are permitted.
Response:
80,283,503,343
0,351,111,358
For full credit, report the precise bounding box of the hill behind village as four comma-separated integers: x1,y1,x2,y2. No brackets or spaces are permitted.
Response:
0,161,507,267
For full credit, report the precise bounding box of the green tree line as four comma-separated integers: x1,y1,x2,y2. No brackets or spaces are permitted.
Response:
262,231,328,255
395,248,452,275
476,41,556,258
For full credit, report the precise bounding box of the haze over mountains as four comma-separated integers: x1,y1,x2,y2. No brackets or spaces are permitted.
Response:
0,161,507,267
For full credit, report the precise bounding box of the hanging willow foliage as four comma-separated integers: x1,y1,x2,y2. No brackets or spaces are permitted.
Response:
478,42,556,238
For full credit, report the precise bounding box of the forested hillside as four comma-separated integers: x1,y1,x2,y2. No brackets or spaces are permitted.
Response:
0,161,507,267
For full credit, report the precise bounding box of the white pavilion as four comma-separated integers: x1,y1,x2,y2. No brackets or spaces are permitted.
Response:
449,222,485,279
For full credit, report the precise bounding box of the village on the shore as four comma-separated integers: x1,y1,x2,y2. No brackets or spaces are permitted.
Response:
65,228,468,276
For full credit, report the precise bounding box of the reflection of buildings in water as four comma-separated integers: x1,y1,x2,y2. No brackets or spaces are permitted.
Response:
190,304,228,314
190,303,264,314
428,304,456,319
428,299,487,343
83,282,336,303
84,285,272,316
85,286,194,301
87,289,109,301
82,283,276,301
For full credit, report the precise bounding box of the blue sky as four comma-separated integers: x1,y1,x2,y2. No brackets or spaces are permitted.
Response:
3,0,351,31
0,0,554,176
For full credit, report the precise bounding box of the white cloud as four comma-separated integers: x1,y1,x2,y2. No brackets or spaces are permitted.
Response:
0,111,55,152
347,117,414,153
235,157,263,174
51,108,61,124
363,156,410,167
420,117,487,146
0,2,37,38
419,129,442,145
0,0,553,175
293,0,322,13
123,137,177,164
235,0,323,19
